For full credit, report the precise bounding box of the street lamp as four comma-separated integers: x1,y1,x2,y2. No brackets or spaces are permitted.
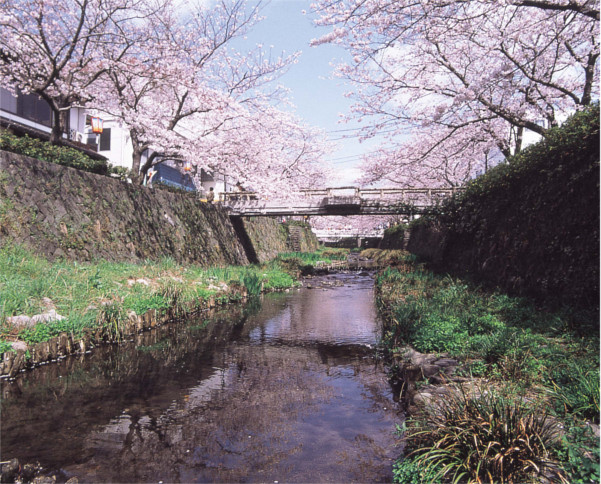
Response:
183,160,192,172
90,117,103,149
91,117,103,134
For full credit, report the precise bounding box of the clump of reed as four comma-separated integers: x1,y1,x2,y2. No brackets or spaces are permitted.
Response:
400,384,567,484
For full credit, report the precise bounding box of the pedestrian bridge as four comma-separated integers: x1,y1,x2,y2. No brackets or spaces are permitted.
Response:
312,228,385,244
223,187,461,217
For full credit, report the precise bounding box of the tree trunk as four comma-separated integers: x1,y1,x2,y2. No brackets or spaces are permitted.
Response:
49,108,63,145
131,148,144,185
47,98,70,145
129,129,146,185
515,126,524,154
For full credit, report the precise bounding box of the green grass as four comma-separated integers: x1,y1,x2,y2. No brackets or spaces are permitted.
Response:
376,262,600,483
276,247,349,264
0,244,317,349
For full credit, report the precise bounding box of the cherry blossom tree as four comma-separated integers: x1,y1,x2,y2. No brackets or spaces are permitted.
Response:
93,0,331,192
1,0,332,195
194,103,333,196
0,0,157,144
311,0,599,187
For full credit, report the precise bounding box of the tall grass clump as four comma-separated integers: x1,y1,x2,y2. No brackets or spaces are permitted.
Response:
399,385,567,484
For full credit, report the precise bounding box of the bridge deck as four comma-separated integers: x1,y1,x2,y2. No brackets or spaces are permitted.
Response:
223,187,461,217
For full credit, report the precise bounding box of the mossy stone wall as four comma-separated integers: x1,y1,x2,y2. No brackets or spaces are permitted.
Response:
240,219,320,263
0,151,250,266
405,108,599,308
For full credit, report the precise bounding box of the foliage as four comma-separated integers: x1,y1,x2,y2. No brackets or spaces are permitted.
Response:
402,384,567,484
377,264,600,418
549,361,600,422
425,105,600,308
362,249,417,268
0,130,108,175
277,248,348,264
107,165,131,180
275,248,349,276
393,454,442,484
0,244,303,352
0,340,15,354
377,259,600,483
380,224,408,250
555,420,601,484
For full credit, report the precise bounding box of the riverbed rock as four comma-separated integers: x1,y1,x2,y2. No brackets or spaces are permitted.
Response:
41,297,56,310
1,458,20,483
31,310,65,324
6,315,34,328
21,463,42,482
31,476,56,484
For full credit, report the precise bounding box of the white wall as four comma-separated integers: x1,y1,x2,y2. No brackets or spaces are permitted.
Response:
87,117,134,169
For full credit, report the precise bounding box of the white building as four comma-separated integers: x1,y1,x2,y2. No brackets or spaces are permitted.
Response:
0,87,102,161
90,113,232,197
1,88,236,197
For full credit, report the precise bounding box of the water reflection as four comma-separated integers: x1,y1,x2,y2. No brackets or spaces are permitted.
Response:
1,272,400,483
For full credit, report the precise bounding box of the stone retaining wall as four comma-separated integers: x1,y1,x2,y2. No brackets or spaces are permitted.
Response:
0,151,317,267
0,150,249,265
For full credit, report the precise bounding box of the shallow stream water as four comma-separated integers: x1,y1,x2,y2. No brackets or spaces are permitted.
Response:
1,272,401,483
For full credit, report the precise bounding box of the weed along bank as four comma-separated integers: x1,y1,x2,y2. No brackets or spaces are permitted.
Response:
376,108,600,484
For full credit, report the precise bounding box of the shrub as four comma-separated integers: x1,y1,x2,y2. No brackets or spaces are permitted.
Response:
404,384,567,483
1,130,108,175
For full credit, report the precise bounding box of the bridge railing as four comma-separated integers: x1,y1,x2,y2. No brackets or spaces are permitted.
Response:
222,191,259,202
312,229,385,238
222,187,463,203
299,187,462,200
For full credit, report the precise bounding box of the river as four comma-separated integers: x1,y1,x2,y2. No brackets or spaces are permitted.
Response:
1,271,401,483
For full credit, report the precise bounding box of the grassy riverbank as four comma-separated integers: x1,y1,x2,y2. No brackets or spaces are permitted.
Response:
373,251,599,483
0,245,348,355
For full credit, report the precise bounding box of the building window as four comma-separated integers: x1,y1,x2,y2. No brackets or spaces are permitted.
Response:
0,87,52,127
1,88,17,114
99,128,111,151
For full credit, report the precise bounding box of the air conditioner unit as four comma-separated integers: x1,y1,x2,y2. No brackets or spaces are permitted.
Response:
68,129,85,143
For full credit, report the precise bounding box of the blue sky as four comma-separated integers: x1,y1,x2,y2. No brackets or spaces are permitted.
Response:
235,0,383,186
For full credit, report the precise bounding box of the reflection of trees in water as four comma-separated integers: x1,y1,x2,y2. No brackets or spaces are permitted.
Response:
1,277,398,482
0,304,254,467
73,344,335,483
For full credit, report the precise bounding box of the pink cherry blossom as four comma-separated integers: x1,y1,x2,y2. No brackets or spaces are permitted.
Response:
312,0,599,187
